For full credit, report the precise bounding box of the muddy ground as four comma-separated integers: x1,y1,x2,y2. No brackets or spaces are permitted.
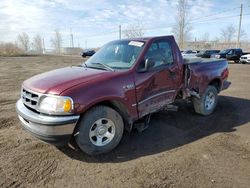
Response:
0,56,249,188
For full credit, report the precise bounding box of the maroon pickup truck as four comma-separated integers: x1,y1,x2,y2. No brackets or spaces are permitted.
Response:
16,36,230,155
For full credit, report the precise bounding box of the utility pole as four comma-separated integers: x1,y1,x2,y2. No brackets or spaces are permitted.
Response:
70,28,74,48
119,24,121,40
236,4,243,48
85,40,87,49
42,38,45,54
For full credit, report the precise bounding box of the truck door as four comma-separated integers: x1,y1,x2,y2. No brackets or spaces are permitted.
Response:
134,39,182,118
226,49,236,60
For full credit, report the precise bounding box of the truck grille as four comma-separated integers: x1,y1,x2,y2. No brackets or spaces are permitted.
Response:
241,57,247,59
21,88,40,110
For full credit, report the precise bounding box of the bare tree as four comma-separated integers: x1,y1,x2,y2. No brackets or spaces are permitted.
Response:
0,42,24,56
198,32,210,49
51,30,62,54
201,32,210,42
32,34,43,53
220,24,236,43
123,23,145,38
17,32,30,52
172,0,192,49
239,29,247,41
235,29,248,48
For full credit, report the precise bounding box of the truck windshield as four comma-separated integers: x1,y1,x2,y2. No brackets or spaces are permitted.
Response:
220,49,230,54
84,40,144,70
198,50,205,54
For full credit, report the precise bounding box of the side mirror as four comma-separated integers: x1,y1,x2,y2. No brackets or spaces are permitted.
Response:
145,58,155,70
137,58,155,73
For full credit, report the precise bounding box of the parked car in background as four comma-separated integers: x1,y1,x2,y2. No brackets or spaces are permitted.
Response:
212,48,247,63
240,54,250,64
196,50,220,58
182,50,199,58
81,49,95,57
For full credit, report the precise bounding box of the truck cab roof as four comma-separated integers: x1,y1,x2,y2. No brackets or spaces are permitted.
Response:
219,48,242,54
119,35,176,42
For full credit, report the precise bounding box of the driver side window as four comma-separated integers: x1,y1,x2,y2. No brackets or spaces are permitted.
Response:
144,40,173,69
228,50,233,55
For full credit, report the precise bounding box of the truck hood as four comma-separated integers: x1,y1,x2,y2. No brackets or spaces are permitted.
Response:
23,66,112,95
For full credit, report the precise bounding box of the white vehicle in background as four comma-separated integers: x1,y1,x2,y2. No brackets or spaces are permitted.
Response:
240,54,250,64
182,50,199,58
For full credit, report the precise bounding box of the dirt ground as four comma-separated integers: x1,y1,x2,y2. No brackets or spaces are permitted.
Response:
0,56,249,188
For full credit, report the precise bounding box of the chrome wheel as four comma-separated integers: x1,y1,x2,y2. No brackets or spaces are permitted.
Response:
89,118,115,147
205,91,215,110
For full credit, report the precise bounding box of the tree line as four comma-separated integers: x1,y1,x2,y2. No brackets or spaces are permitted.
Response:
15,30,62,54
171,0,247,49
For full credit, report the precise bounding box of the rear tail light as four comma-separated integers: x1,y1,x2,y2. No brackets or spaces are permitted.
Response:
222,68,229,80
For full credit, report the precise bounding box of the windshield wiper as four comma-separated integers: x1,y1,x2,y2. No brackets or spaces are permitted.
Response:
82,63,88,68
73,64,87,68
91,62,114,71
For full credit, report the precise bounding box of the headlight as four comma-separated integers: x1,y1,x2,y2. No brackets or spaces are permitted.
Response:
38,96,73,115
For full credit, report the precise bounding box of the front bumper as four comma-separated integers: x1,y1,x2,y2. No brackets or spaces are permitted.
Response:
240,59,250,63
16,99,79,146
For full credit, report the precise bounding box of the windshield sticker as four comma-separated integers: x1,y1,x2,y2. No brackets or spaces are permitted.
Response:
128,41,144,47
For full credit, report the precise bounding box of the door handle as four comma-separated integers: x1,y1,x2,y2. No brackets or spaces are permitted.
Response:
168,70,176,78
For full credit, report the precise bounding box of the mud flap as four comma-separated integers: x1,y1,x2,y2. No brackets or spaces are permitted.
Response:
164,104,179,111
134,114,151,133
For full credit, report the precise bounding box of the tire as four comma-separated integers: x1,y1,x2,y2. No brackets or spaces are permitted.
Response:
193,85,218,115
75,105,124,155
234,60,239,63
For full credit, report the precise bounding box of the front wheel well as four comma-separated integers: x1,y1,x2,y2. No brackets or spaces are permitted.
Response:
85,100,133,132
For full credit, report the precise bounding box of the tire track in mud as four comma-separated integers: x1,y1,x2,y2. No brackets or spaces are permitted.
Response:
0,99,17,106
0,142,59,187
0,56,84,187
0,117,17,129
194,134,250,188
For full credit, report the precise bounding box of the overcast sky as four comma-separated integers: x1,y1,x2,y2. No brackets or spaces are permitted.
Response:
0,0,250,49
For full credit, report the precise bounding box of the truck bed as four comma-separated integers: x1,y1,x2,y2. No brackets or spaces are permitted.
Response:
183,57,225,64
183,57,228,94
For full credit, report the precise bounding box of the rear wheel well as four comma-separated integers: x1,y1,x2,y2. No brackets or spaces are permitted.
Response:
209,79,221,92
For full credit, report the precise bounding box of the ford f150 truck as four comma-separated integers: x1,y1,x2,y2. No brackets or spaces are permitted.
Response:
16,36,230,155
